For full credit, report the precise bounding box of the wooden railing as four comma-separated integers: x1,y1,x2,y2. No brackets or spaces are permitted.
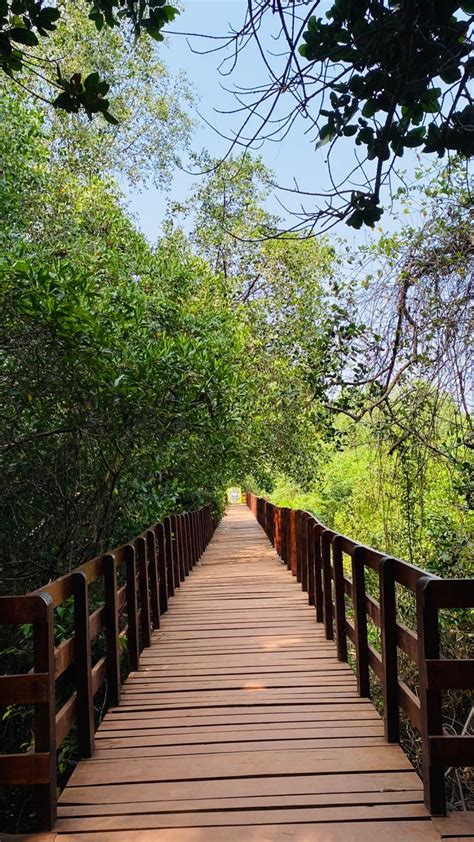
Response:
0,504,215,830
246,492,474,817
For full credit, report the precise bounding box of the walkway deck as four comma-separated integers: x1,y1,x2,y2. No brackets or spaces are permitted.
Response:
51,505,457,841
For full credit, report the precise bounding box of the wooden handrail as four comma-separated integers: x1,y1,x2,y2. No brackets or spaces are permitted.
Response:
246,491,474,818
0,503,216,831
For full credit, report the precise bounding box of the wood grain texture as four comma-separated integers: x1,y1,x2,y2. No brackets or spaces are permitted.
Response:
54,505,450,841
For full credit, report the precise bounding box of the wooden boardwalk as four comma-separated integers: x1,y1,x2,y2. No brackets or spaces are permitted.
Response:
51,505,459,841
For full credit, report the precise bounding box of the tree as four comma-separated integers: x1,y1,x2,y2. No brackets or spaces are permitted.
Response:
315,162,473,469
201,0,474,230
172,154,343,486
0,0,178,122
0,92,253,592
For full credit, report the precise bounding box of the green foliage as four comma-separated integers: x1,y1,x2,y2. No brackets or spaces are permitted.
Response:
33,0,192,188
268,407,472,577
0,0,178,122
298,0,474,225
0,95,251,591
1,241,251,585
173,154,340,486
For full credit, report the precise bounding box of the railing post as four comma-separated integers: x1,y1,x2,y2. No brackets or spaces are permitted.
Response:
289,509,297,574
191,511,198,565
307,517,315,606
281,507,287,562
274,506,279,554
181,514,189,576
207,505,213,543
197,509,203,557
125,544,139,671
331,536,347,662
351,546,370,697
185,513,192,573
300,513,309,593
209,505,214,542
268,503,273,542
380,556,399,742
417,576,445,815
72,570,95,757
321,530,334,640
175,515,184,580
146,529,160,630
201,508,206,550
313,523,324,620
164,515,176,596
201,507,206,550
295,511,302,583
33,593,56,831
196,509,201,560
137,535,152,648
103,553,121,706
279,507,286,564
155,522,168,613
170,514,181,586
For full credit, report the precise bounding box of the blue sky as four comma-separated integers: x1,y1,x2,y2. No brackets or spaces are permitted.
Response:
124,1,424,249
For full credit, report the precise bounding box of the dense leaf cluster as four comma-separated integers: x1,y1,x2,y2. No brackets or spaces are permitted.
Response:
0,0,178,120
299,0,474,226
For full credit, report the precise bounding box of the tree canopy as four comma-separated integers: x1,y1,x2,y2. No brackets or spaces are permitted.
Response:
0,0,178,122
1,7,473,825
194,0,474,229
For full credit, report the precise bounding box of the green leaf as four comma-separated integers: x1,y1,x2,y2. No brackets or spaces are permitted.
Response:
147,28,164,41
103,111,119,125
89,10,104,31
440,66,461,84
9,27,38,46
85,71,100,91
346,209,364,229
362,98,377,118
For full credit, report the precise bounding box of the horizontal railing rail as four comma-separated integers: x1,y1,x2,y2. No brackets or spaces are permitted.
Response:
247,491,474,817
0,504,216,830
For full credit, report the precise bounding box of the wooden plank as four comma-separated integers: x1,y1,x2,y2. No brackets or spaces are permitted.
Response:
55,694,77,746
92,736,389,758
432,811,474,838
99,708,381,730
54,638,75,679
57,788,421,817
95,724,385,746
121,674,357,690
0,673,49,704
429,735,474,767
56,804,432,832
0,594,51,624
91,656,106,696
134,661,352,674
68,746,413,786
54,822,440,842
0,753,50,785
425,659,474,690
59,769,423,805
56,504,442,842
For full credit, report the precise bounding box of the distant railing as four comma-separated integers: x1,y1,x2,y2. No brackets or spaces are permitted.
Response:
0,504,216,830
246,491,474,817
